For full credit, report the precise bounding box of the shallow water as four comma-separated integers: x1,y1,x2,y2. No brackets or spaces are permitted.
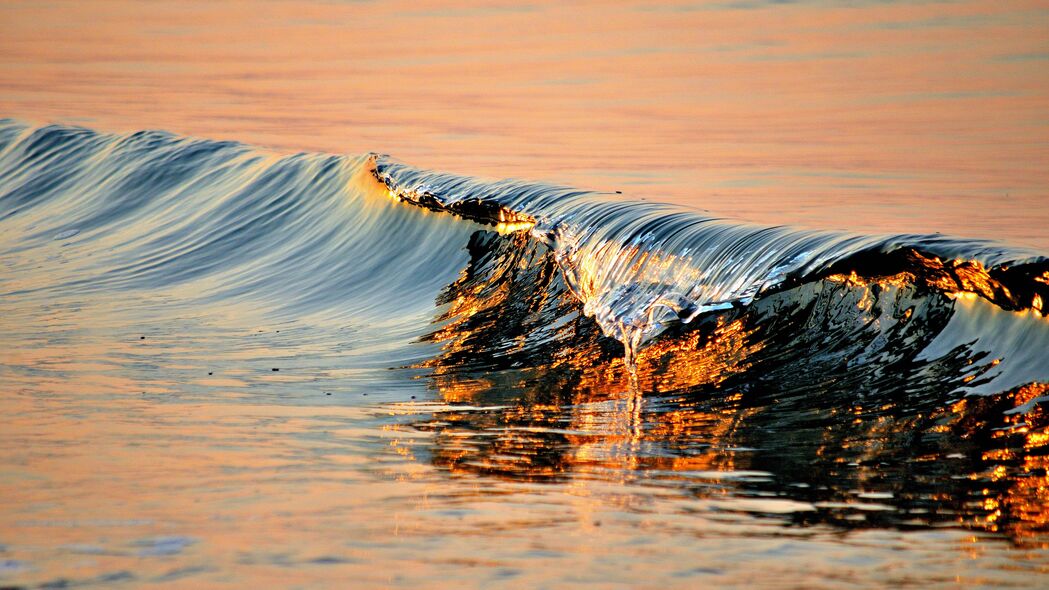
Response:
2,1,1049,588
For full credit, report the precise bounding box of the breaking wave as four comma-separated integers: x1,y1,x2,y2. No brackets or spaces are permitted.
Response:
3,120,1049,540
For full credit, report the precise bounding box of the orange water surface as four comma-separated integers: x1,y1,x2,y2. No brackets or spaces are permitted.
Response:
2,2,1049,589
1,0,1047,247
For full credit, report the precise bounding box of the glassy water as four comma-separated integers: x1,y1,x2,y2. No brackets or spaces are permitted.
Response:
1,0,1047,247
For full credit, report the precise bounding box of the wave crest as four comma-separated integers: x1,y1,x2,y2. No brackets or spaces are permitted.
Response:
373,156,1049,361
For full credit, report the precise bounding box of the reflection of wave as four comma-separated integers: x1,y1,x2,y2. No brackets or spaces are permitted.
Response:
3,120,1048,545
413,378,1049,543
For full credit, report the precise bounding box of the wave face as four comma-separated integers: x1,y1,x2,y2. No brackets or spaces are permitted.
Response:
3,120,1049,554
373,157,1049,356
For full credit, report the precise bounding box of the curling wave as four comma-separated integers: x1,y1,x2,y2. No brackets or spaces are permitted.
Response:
373,158,1048,356
4,120,1049,541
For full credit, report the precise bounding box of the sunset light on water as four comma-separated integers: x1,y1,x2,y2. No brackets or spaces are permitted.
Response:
1,1,1048,588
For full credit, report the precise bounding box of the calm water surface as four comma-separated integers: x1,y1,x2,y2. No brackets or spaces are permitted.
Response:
1,1,1048,588
2,0,1048,247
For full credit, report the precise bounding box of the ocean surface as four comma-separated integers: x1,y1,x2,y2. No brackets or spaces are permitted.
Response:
1,119,1047,588
1,1,1049,588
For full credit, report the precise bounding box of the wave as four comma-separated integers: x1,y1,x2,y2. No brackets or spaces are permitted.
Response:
4,119,1049,541
372,157,1049,362
2,119,1047,383
364,154,1049,542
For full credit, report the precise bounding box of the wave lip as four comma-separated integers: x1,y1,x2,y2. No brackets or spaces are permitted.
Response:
372,156,1049,357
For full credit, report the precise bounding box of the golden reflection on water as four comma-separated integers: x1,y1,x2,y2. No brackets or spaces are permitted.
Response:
418,265,1049,546
966,382,1049,542
823,250,1049,317
425,366,1049,547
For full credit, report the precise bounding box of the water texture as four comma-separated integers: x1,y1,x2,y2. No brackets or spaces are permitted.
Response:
1,120,1048,588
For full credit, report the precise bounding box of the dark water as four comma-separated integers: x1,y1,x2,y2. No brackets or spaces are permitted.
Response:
2,120,1048,587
